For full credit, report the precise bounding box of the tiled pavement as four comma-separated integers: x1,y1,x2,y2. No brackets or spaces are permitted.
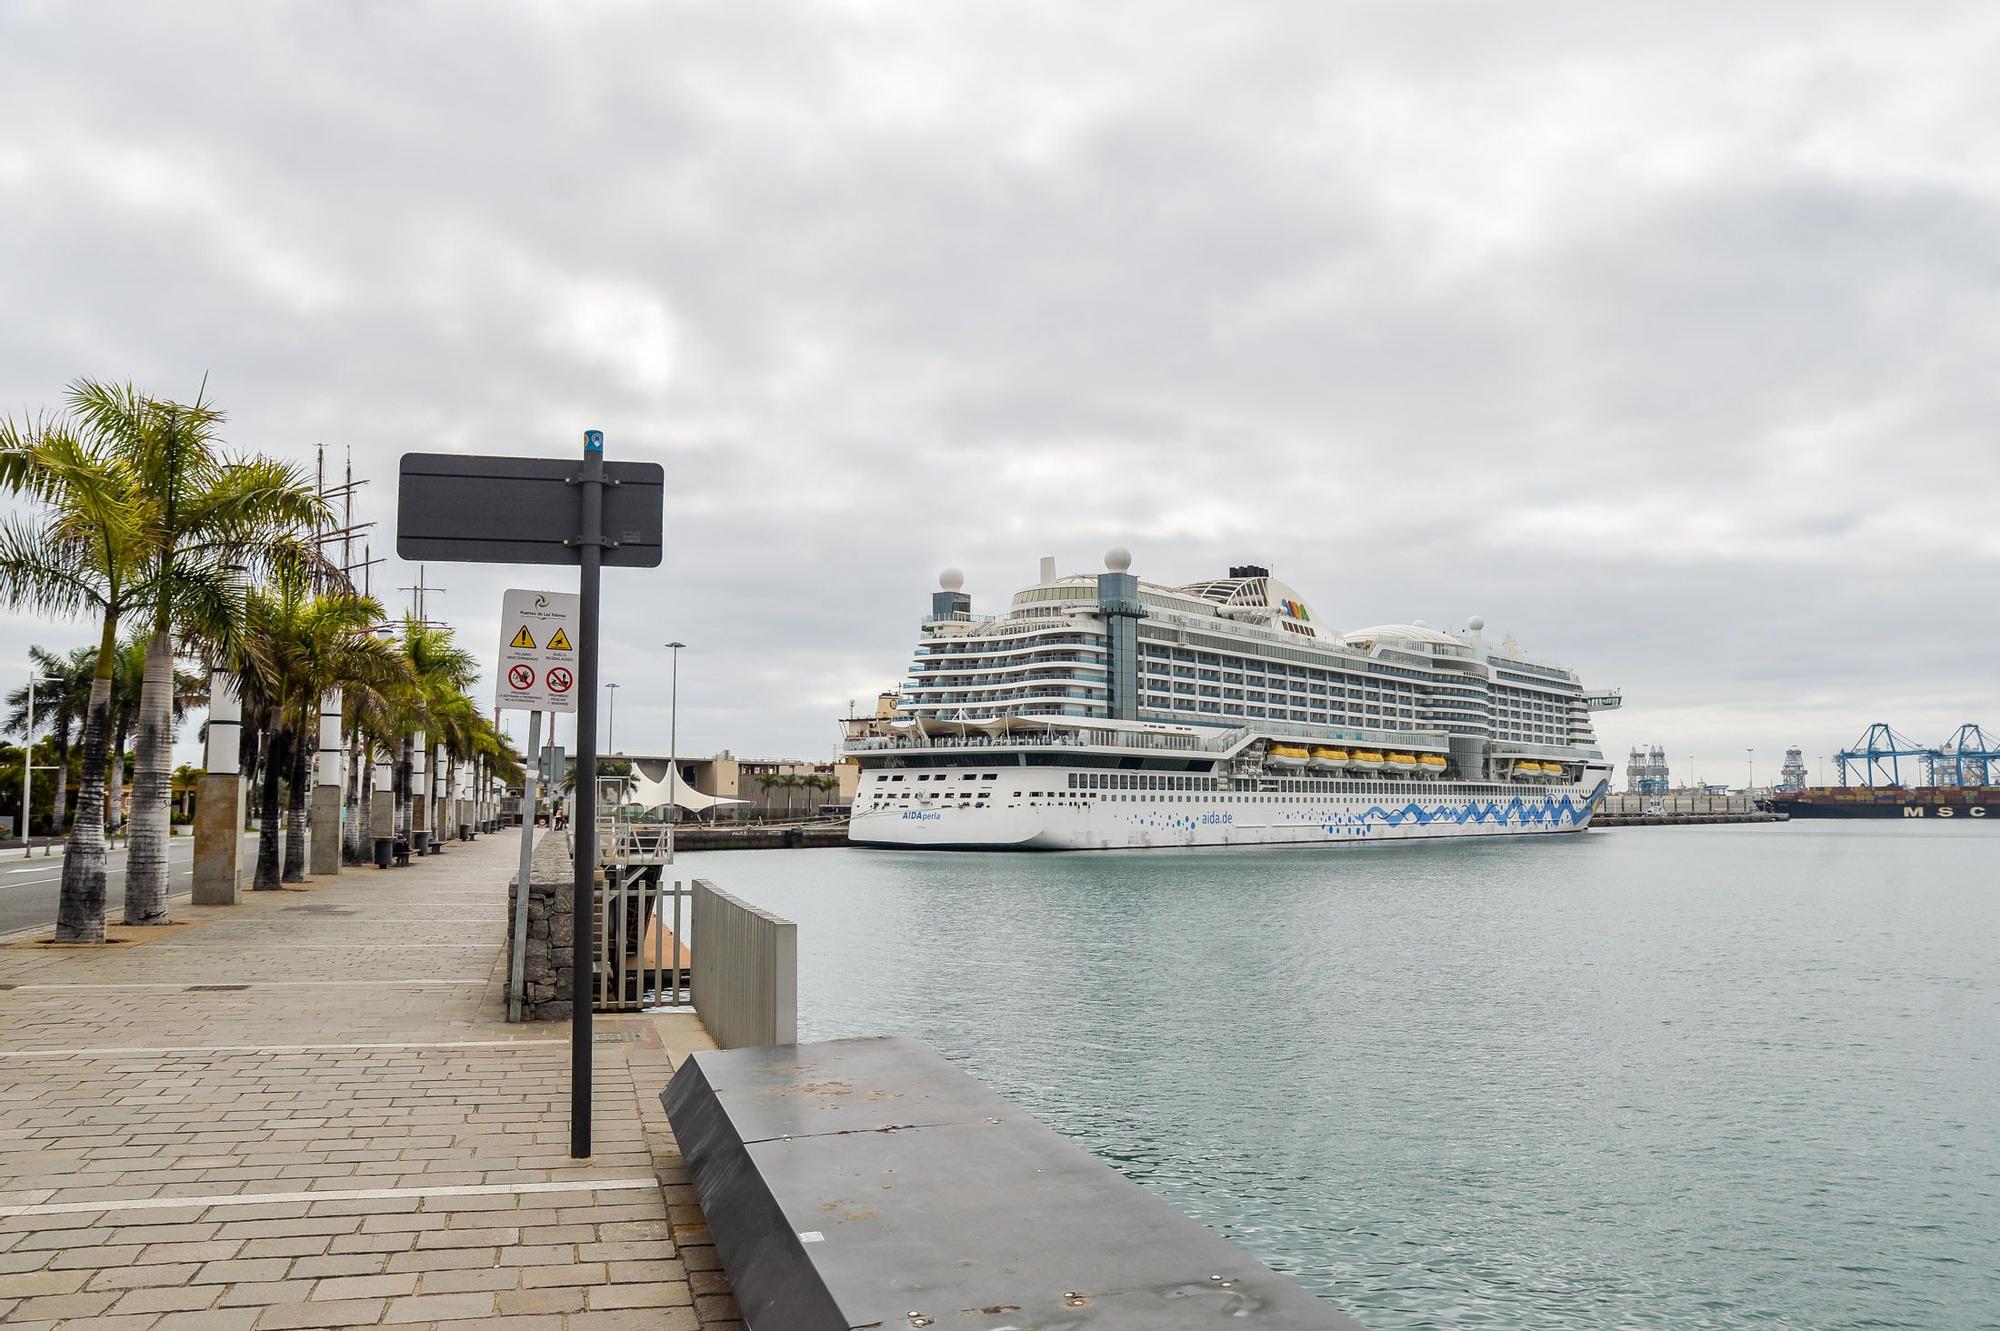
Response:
0,833,739,1330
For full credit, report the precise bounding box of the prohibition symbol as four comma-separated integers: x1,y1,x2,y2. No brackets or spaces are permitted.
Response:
507,663,536,691
546,667,574,694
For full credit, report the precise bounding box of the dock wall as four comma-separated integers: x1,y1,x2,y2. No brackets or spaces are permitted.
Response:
671,822,848,851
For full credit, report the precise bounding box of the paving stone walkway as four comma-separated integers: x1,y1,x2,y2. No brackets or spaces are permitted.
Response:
0,833,738,1330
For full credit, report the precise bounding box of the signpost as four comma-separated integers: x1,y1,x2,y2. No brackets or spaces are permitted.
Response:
497,589,580,714
398,437,664,1159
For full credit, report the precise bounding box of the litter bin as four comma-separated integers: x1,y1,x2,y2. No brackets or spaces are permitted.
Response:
373,836,394,869
412,830,430,855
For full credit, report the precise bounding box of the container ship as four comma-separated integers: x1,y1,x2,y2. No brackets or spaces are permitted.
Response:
845,551,1618,851
1761,787,1998,820
1761,723,1998,821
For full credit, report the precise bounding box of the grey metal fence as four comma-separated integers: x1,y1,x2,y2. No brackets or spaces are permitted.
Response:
690,879,797,1048
592,869,690,1012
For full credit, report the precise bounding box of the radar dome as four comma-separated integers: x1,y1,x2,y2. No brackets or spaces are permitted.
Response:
1466,615,1485,632
939,568,965,592
1104,546,1132,572
1413,619,1430,629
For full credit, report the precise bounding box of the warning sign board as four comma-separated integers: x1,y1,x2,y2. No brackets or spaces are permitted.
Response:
497,588,580,713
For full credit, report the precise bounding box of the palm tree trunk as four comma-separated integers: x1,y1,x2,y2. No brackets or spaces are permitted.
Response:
397,734,414,839
56,630,118,943
107,710,131,837
123,628,175,925
52,728,69,837
253,724,290,891
283,732,309,881
343,735,364,863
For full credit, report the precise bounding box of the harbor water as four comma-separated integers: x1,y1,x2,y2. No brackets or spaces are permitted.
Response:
676,822,1999,1330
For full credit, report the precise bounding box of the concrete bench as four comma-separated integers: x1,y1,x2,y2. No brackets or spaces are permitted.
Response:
663,1036,1364,1329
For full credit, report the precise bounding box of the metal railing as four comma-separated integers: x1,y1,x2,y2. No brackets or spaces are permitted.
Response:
690,879,797,1048
592,870,689,1013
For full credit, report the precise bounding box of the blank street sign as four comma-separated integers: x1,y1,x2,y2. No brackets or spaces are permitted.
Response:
397,453,665,566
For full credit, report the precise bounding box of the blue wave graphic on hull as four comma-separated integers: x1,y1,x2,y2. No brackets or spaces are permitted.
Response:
1353,780,1608,829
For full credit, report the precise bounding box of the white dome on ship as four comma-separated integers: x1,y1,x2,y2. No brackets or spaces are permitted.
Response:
1104,546,1132,572
939,567,964,591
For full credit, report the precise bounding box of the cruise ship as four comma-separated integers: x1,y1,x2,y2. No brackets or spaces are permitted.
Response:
845,552,1619,850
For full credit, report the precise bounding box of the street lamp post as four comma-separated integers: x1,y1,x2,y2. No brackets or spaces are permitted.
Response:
665,642,684,862
1746,747,1755,793
20,671,61,857
605,682,619,754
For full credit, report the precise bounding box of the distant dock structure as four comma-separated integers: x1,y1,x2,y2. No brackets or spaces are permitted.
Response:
1626,745,1671,794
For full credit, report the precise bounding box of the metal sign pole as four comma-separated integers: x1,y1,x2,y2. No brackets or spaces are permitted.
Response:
570,431,606,1159
508,709,542,1024
394,439,659,1166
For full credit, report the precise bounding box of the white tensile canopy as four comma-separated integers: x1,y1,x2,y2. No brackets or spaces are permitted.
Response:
622,761,746,814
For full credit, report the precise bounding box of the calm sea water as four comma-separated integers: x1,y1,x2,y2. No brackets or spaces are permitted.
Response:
677,822,1999,1330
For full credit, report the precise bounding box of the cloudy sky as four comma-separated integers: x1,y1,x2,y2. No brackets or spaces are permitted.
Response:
2,1,1996,785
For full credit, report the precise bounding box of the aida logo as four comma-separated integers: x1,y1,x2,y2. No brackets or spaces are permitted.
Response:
1280,599,1310,621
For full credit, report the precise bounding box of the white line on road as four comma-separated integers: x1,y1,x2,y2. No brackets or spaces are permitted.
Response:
3,980,488,990
0,1176,660,1218
0,1038,567,1058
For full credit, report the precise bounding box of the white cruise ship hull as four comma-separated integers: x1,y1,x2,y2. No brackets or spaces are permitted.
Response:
850,776,1610,851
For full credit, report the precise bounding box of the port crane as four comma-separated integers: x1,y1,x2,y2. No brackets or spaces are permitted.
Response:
1928,724,2000,788
1835,723,1934,788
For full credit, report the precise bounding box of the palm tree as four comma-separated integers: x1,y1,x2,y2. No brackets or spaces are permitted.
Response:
0,401,148,943
804,771,839,814
67,381,329,924
238,563,404,891
171,763,200,820
394,617,477,847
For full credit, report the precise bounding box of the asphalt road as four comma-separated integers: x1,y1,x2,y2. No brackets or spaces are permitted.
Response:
0,835,213,938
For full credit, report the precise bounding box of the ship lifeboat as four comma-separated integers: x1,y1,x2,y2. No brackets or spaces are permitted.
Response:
1311,747,1349,771
1383,753,1417,772
1349,751,1385,771
1268,743,1311,770
1416,754,1448,775
1513,761,1545,778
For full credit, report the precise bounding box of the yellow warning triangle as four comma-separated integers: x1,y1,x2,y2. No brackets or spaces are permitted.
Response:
547,627,573,652
509,625,536,649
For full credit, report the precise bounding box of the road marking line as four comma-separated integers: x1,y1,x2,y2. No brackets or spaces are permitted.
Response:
2,980,488,990
0,1177,660,1218
0,1038,566,1058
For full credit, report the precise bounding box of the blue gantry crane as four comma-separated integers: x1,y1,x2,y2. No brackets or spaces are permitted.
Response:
1928,724,2000,788
1836,723,1936,788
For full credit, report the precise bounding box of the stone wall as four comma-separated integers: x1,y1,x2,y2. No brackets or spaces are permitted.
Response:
508,829,575,1022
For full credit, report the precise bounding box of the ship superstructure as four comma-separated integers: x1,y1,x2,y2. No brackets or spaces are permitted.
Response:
845,551,1617,850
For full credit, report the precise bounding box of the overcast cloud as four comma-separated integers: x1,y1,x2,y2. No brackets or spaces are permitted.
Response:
2,0,1996,782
